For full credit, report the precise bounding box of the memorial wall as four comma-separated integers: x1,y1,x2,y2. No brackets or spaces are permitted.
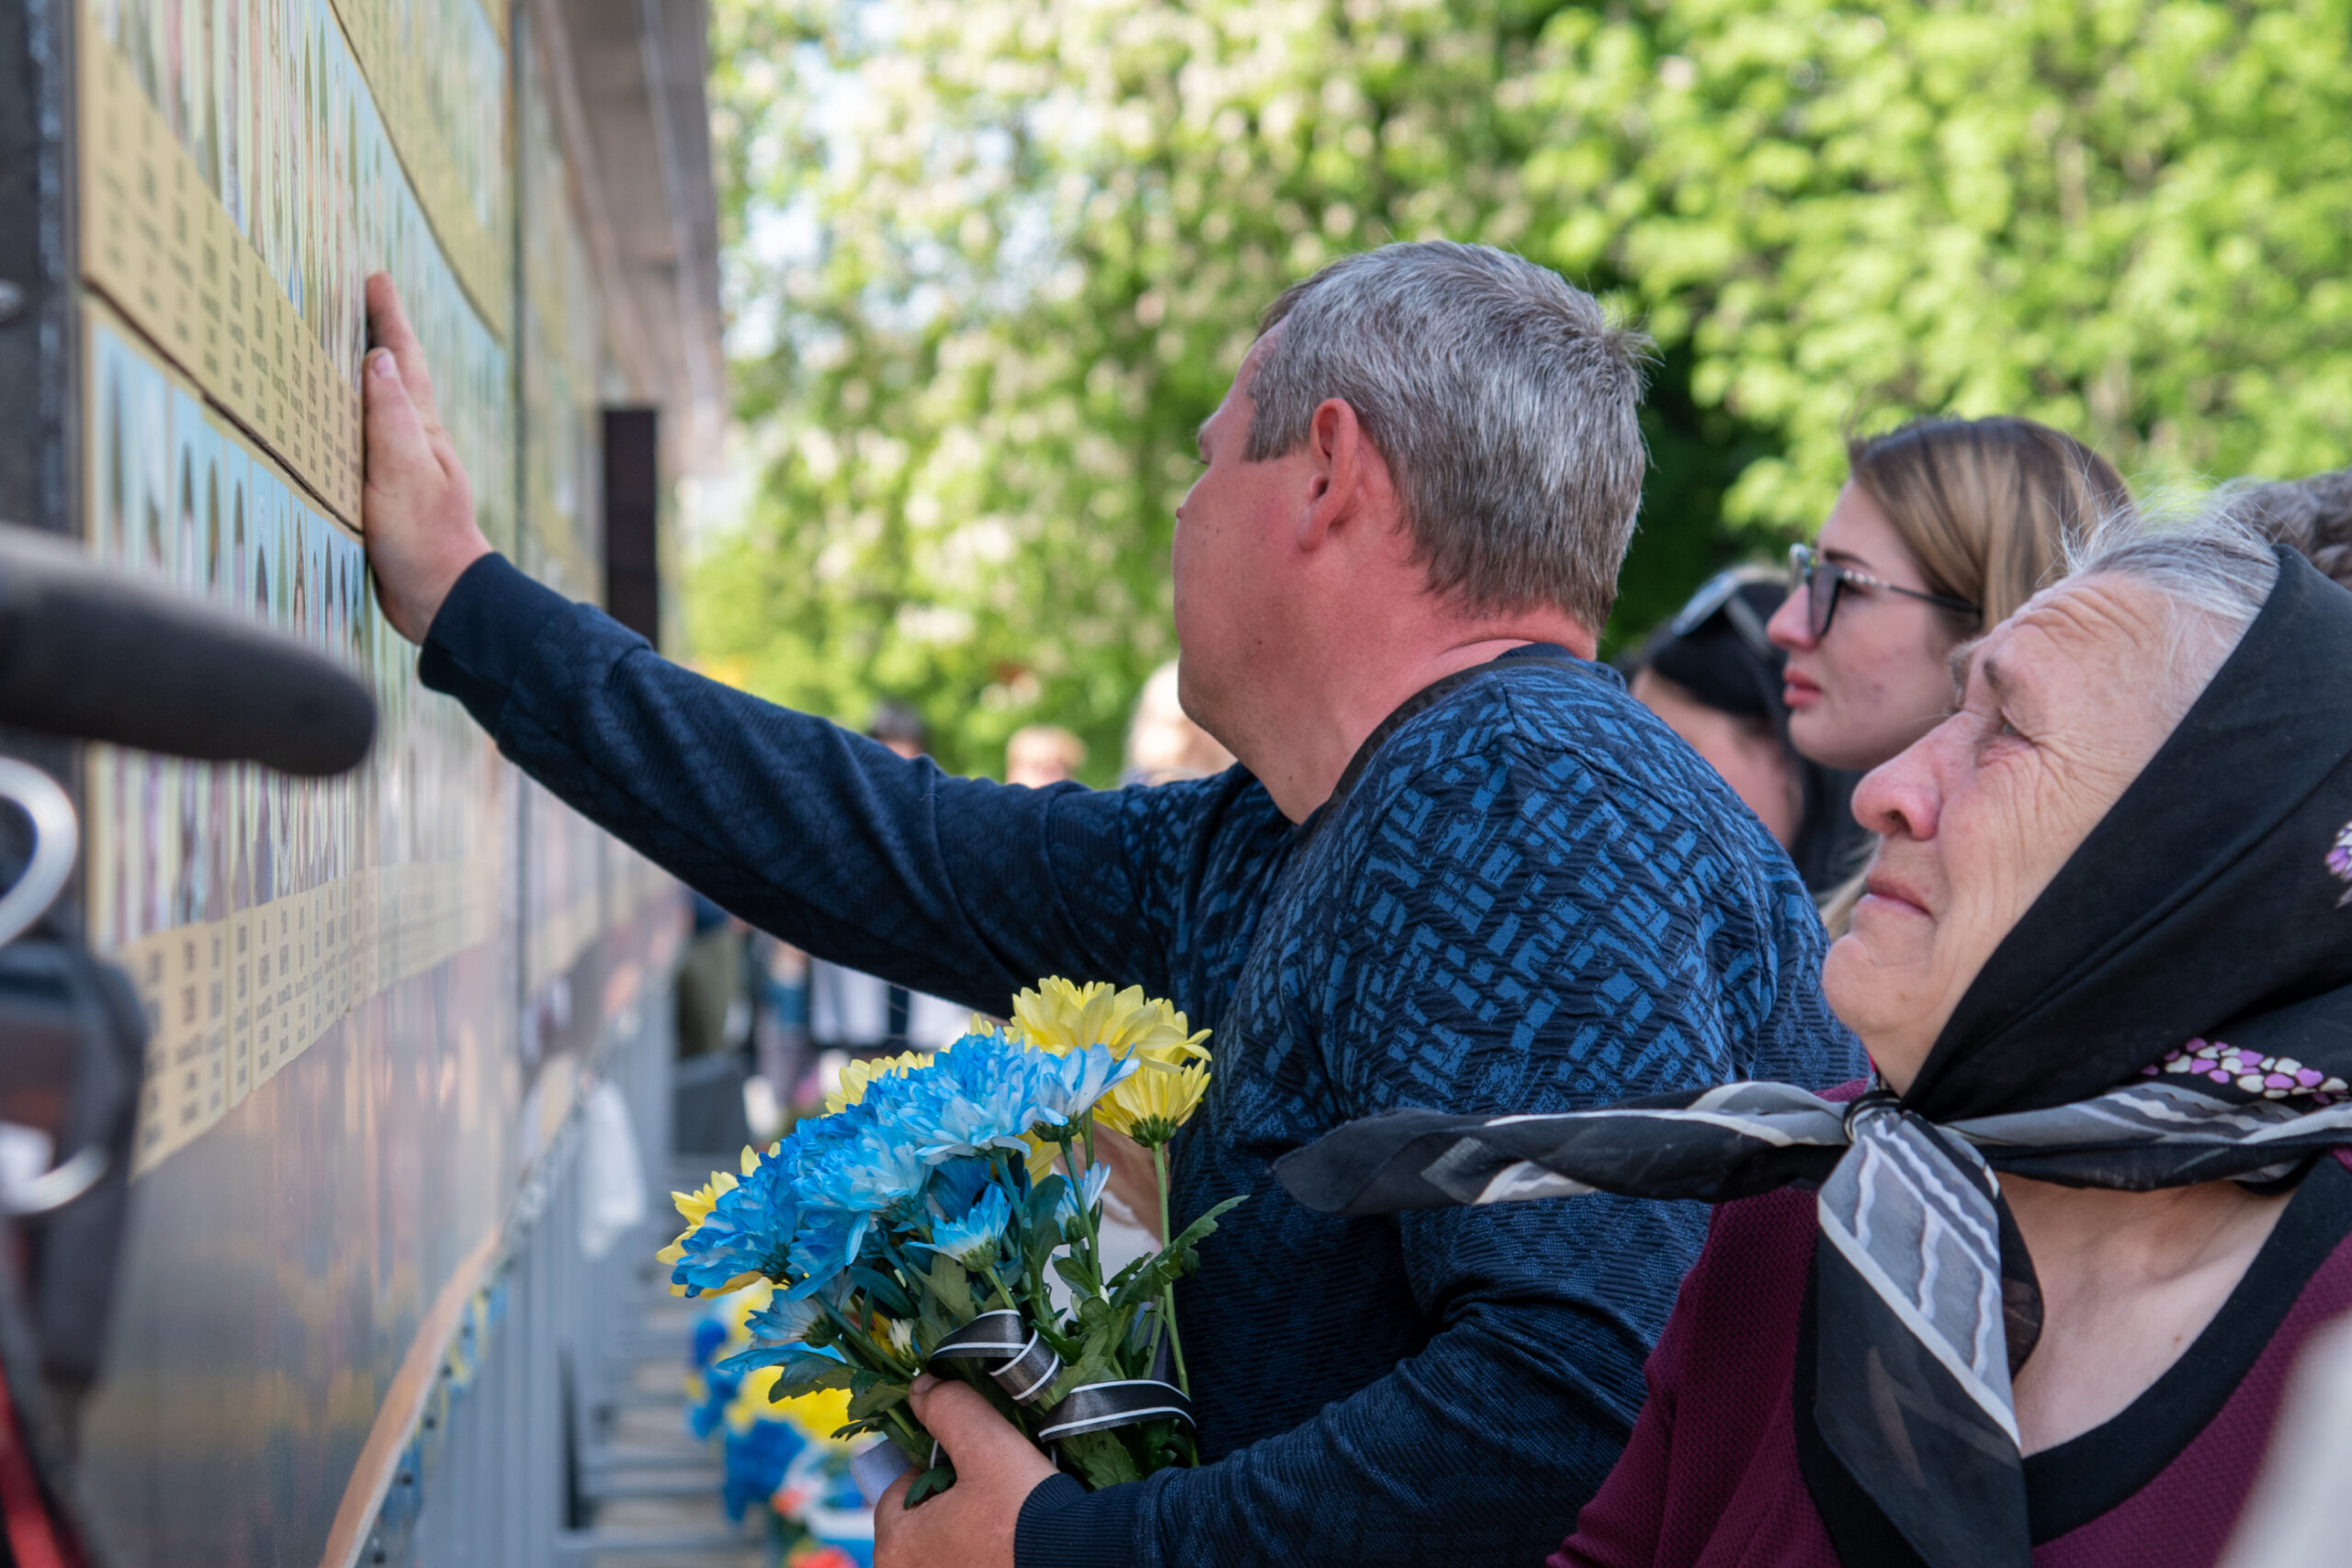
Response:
38,0,713,1557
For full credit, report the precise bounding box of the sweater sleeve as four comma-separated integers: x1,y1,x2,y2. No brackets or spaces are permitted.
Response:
417,553,1206,1010
1547,1247,1692,1568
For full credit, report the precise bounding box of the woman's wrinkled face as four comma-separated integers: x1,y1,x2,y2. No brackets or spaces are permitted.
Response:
1768,484,1975,772
1823,576,2209,1091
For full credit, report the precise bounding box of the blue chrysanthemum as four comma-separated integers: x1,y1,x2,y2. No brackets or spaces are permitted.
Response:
919,1183,1012,1267
925,1155,1004,1219
1030,1043,1136,1128
903,1033,1062,1160
744,1292,826,1348
797,1097,935,1215
720,1416,807,1522
668,1145,804,1298
781,1206,873,1299
1056,1161,1111,1226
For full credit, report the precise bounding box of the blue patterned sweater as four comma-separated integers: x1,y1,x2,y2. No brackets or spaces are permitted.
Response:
420,555,1861,1568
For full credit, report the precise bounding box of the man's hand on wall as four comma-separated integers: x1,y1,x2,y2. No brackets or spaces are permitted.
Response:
363,271,492,645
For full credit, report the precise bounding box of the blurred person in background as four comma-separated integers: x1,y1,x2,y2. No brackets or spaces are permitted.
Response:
1767,417,2130,925
747,934,811,1132
676,891,749,1060
1627,568,1871,896
1004,724,1087,787
2219,467,2352,591
673,891,755,1154
1120,660,1235,785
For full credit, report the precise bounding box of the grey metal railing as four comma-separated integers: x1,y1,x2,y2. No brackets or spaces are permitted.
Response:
384,966,763,1568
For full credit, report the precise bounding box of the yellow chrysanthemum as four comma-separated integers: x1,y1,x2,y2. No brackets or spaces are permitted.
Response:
1006,977,1211,1068
658,1168,757,1297
823,1050,929,1115
727,1366,855,1448
656,1145,775,1297
1091,1059,1211,1148
718,1280,773,1348
1022,1134,1062,1184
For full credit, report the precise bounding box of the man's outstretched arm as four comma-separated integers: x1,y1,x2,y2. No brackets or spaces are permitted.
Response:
362,274,1189,1008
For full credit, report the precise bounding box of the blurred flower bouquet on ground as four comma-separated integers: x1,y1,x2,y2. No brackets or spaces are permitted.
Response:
661,979,1241,1502
686,1282,874,1565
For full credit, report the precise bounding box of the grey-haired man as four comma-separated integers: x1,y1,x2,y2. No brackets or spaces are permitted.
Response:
357,243,1857,1568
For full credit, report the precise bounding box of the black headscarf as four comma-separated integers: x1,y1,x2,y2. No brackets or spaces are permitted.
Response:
1279,547,2352,1568
1630,575,1871,895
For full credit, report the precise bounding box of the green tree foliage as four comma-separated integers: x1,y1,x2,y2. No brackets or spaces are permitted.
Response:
695,0,2352,779
1532,0,2352,526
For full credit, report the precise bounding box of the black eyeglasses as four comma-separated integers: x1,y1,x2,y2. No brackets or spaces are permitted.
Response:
1786,543,1978,640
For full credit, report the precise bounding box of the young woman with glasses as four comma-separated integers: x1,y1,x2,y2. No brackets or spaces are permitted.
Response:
1762,417,2131,926
1766,417,2132,773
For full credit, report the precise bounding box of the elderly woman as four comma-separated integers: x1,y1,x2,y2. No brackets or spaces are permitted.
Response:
1280,511,2352,1568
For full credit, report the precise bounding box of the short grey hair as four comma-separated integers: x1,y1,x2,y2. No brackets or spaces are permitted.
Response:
1247,242,1653,633
2059,496,2282,711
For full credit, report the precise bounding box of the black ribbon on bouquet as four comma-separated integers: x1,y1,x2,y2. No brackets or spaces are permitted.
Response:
931,1310,1064,1404
927,1310,1194,1440
1034,1380,1193,1440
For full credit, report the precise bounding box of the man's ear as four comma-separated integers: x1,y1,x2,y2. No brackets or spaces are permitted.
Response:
1297,398,1390,552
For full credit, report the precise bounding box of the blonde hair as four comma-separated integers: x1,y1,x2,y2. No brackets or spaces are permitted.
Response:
1847,417,2132,626
1822,417,2134,934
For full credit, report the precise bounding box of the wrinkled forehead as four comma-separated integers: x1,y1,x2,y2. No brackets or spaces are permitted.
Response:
1951,574,2189,713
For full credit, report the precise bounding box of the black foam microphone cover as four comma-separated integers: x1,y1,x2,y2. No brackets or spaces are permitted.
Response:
0,523,377,775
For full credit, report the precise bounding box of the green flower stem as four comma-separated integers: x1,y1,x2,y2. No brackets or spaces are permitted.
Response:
1056,1128,1108,1294
886,1404,929,1460
1153,1143,1190,1397
982,1262,1018,1313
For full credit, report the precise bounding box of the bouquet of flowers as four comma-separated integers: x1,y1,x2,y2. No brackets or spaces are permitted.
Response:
659,979,1240,1502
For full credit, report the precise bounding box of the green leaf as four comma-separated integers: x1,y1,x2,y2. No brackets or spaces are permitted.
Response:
905,1463,957,1506
768,1357,857,1401
1047,1318,1125,1404
925,1255,976,1320
1050,1253,1096,1297
848,1264,915,1319
1161,1194,1248,1261
847,1379,910,1420
1056,1429,1143,1490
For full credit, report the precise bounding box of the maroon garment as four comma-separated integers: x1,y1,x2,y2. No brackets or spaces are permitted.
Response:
1555,1146,2352,1568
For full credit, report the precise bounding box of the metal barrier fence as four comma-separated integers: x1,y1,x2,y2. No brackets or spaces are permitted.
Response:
382,971,702,1568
